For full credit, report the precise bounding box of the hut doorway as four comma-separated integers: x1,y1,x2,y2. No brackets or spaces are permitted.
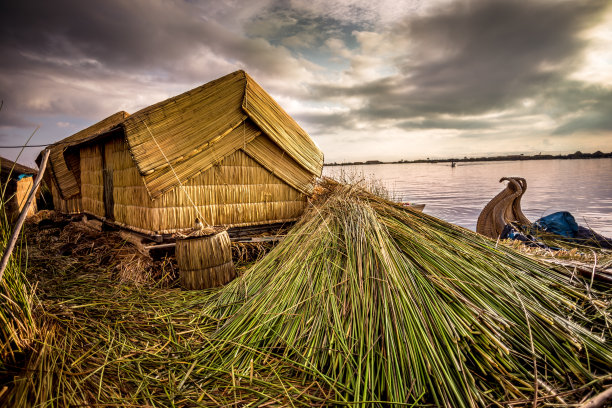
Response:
101,143,114,220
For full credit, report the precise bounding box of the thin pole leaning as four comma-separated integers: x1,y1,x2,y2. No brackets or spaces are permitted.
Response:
0,148,50,282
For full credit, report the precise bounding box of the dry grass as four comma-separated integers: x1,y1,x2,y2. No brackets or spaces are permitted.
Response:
25,213,178,288
1,211,330,407
503,239,612,284
0,196,36,395
232,240,276,265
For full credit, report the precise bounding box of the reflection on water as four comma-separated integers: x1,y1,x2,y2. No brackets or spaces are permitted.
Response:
323,159,612,237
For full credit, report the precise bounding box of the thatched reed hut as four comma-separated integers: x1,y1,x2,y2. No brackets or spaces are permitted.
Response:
1,156,37,221
39,71,323,236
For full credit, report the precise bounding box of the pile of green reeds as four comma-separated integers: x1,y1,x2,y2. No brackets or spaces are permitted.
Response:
503,239,612,285
206,181,611,407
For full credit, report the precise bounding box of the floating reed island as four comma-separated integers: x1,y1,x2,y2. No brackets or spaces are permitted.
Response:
1,178,611,407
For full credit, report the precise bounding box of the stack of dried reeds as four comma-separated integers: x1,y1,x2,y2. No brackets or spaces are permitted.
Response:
176,229,235,289
1,157,38,220
206,181,611,407
14,177,36,218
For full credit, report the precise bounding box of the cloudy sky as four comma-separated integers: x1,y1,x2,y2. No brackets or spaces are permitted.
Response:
1,0,611,167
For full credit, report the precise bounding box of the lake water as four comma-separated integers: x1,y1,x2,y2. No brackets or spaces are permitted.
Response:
323,159,612,237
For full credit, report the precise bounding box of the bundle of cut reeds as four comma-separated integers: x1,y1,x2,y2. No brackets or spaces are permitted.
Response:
176,229,235,289
206,181,611,407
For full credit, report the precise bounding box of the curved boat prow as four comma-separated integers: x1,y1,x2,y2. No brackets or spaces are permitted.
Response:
476,177,530,239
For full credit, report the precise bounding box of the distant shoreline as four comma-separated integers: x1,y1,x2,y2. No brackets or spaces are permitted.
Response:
324,150,612,166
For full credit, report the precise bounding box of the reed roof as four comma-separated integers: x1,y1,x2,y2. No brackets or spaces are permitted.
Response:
0,156,37,180
121,70,323,198
48,70,323,199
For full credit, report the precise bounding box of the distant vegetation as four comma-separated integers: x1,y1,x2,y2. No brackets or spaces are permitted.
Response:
325,150,612,166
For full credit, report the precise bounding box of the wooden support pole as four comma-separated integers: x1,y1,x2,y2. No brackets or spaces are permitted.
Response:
142,235,286,251
0,149,50,282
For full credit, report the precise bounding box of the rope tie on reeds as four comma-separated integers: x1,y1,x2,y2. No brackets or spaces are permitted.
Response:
143,121,210,226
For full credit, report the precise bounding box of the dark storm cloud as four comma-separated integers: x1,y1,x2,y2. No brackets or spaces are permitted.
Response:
1,1,198,74
0,0,284,74
395,0,601,111
0,111,37,129
313,77,398,99
553,92,612,135
1,0,611,164
293,111,353,132
0,0,307,119
311,0,611,132
541,83,612,135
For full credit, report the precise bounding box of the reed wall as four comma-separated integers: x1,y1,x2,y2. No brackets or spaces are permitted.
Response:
151,149,307,233
15,177,36,217
42,111,128,201
50,148,80,199
4,177,36,221
51,181,81,214
80,144,104,216
106,136,153,229
86,135,307,234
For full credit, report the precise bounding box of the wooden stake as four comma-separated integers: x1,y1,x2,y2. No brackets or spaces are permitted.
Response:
0,149,50,282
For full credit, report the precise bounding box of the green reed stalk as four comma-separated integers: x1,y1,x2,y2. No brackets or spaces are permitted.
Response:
0,190,36,368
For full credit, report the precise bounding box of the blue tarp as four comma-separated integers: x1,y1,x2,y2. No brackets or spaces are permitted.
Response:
533,211,578,238
501,211,612,249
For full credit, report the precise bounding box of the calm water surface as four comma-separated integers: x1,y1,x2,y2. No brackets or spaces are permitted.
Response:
323,159,612,237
